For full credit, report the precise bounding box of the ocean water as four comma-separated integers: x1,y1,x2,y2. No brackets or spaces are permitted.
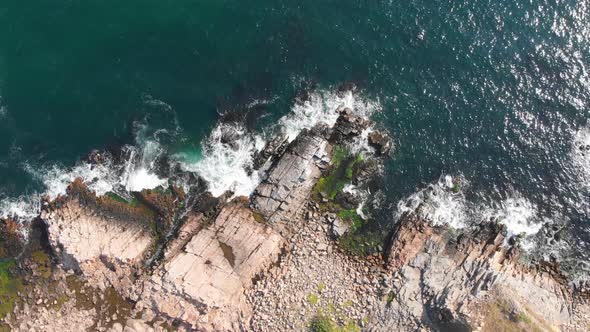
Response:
1,1,589,273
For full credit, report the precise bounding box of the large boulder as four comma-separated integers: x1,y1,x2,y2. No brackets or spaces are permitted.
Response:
252,134,289,170
330,108,369,144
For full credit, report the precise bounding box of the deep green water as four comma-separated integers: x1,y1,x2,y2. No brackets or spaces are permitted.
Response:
1,0,589,268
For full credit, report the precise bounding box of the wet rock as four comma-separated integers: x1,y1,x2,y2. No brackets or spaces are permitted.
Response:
253,135,289,170
368,130,392,156
352,159,381,187
0,217,25,258
330,108,369,144
334,191,360,210
83,149,112,166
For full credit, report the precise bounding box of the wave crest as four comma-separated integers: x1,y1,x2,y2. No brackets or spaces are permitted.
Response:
180,123,264,197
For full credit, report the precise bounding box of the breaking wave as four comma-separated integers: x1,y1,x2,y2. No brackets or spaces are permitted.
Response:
278,90,381,141
482,194,543,250
179,123,265,197
395,175,469,229
0,118,170,223
394,175,546,250
184,88,381,198
1,88,382,230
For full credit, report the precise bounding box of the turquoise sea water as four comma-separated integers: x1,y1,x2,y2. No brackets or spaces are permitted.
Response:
1,1,589,271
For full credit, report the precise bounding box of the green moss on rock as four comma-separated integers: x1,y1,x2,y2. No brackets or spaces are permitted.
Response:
313,146,363,201
338,231,382,257
0,259,23,318
309,314,361,332
336,209,364,232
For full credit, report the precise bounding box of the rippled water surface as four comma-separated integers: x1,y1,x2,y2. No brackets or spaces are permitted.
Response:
1,0,589,272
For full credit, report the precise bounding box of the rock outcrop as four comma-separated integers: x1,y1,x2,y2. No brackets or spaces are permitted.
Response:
368,130,392,156
373,210,590,331
251,130,331,229
330,108,369,144
134,201,284,331
41,182,154,296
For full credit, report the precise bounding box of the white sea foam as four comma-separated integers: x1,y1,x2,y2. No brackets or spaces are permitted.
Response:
23,135,167,201
25,163,117,200
0,113,175,233
0,195,40,240
483,194,543,247
1,122,169,222
186,89,381,198
180,123,265,197
347,128,374,155
278,90,381,141
395,175,468,229
342,183,370,219
119,140,168,192
0,195,41,222
13,162,116,223
123,167,167,192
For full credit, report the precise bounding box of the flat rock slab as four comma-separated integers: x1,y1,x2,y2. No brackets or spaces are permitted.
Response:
41,199,153,293
251,131,330,227
136,202,284,331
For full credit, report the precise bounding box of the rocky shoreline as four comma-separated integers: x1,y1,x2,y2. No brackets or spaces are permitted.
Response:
1,96,589,331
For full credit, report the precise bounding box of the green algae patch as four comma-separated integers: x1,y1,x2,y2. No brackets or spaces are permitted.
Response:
338,231,382,257
310,314,335,332
31,250,52,279
309,314,361,332
0,259,23,319
307,296,362,332
105,192,137,205
481,298,549,332
252,211,266,223
66,179,155,225
313,146,362,202
308,293,319,305
336,209,364,232
311,146,385,257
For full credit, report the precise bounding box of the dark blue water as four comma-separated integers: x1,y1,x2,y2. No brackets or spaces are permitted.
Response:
1,0,589,271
